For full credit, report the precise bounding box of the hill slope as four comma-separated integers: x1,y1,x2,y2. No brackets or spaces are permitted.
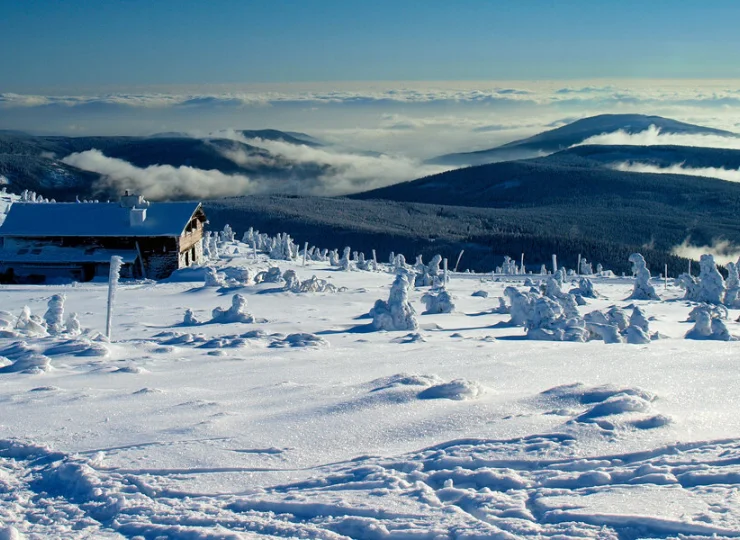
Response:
429,114,738,167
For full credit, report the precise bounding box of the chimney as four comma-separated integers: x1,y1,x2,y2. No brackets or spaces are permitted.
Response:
130,207,147,227
120,192,144,208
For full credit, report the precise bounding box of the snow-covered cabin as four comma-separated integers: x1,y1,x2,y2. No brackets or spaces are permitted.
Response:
0,194,206,282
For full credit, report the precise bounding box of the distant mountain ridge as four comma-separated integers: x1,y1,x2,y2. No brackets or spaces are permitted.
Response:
428,114,738,167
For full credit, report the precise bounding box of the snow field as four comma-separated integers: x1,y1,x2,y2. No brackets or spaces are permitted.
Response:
1,252,740,537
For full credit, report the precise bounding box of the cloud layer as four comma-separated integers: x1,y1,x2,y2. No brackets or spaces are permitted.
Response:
578,125,740,150
61,138,448,200
671,238,740,266
612,162,740,184
62,150,258,200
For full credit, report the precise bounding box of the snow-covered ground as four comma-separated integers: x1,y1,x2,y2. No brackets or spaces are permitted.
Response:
1,249,740,539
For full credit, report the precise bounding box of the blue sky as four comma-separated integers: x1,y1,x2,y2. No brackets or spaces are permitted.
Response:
2,0,739,91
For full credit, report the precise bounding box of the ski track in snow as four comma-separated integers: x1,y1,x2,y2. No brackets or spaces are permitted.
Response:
1,247,740,537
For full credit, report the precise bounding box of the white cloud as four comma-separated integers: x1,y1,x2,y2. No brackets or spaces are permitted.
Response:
577,125,740,149
612,161,740,183
219,132,450,195
61,149,259,200
671,238,740,265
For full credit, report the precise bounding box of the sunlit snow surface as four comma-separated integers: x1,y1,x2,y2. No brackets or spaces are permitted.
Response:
1,250,740,538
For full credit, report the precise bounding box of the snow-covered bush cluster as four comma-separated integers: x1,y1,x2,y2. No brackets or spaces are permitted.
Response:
0,295,82,339
677,254,727,305
282,270,345,293
685,306,733,341
414,255,443,287
421,288,455,314
585,306,655,344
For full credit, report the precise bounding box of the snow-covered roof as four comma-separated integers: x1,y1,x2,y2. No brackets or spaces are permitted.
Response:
0,202,202,238
0,247,138,264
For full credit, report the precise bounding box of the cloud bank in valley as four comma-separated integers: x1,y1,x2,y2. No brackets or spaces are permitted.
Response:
61,149,259,200
671,238,740,266
61,137,449,200
576,125,740,150
612,162,740,184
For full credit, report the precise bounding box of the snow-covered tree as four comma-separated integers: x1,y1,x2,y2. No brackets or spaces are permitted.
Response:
339,247,353,271
626,253,660,301
697,254,725,305
370,273,418,331
43,294,65,334
725,262,740,307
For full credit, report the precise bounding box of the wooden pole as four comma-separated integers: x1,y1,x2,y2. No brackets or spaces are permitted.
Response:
665,263,668,290
552,254,558,274
443,258,448,286
454,250,464,272
303,242,308,266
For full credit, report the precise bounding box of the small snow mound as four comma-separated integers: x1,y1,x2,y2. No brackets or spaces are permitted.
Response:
0,353,51,374
269,333,329,348
418,379,483,401
113,366,147,374
133,387,164,395
577,393,653,420
471,290,488,298
632,414,672,429
29,386,59,392
369,373,443,392
391,332,426,344
0,526,23,540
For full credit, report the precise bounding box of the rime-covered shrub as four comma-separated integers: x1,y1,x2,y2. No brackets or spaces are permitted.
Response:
394,254,408,273
339,247,353,271
183,308,201,326
211,294,255,324
579,258,594,275
415,254,443,287
204,267,227,288
504,287,537,326
254,267,283,284
370,273,418,331
421,289,455,314
677,273,700,301
282,270,301,291
298,275,342,293
626,253,660,301
329,249,339,266
725,262,740,307
269,233,297,261
569,278,598,300
526,297,588,342
65,313,82,336
220,224,236,243
629,306,650,333
16,307,46,337
44,294,65,334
